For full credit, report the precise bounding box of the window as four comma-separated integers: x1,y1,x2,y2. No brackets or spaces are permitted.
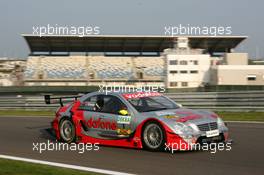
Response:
100,95,127,114
38,73,43,79
193,60,198,65
169,70,178,74
190,70,198,74
80,95,127,114
79,95,98,111
128,95,179,112
89,72,95,79
182,82,188,87
180,70,188,74
180,60,188,65
170,82,177,87
137,71,144,79
247,75,256,81
169,60,178,65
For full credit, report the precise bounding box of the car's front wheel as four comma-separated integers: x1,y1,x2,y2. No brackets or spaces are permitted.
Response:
59,118,75,143
142,121,166,151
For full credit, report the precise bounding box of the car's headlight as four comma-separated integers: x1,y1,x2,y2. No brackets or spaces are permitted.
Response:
173,122,193,135
217,117,225,128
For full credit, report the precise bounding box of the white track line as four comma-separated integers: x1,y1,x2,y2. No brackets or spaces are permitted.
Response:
0,154,135,175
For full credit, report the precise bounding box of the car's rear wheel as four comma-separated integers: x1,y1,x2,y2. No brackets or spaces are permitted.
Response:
142,121,165,151
59,118,75,143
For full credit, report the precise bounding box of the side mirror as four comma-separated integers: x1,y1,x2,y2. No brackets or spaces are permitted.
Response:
118,109,129,116
178,104,183,108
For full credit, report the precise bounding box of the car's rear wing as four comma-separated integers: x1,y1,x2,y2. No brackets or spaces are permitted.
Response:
44,95,82,107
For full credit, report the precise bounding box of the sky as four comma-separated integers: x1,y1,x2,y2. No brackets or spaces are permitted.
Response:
0,0,263,59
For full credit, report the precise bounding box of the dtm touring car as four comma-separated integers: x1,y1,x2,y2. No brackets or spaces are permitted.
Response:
45,91,230,151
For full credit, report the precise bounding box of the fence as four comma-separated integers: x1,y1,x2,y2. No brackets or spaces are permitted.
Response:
166,91,264,111
0,91,263,112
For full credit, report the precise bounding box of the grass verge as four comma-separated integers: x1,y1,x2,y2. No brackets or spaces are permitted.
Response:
0,158,99,175
216,112,264,122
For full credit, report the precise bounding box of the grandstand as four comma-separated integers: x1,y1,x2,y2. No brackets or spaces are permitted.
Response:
22,34,259,88
87,56,133,79
24,55,164,86
25,56,87,80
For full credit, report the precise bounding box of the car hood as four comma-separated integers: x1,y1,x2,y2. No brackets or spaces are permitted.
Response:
142,108,218,125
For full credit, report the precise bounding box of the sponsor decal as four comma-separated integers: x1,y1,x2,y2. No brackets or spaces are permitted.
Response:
119,109,128,116
176,115,203,122
206,129,220,138
117,115,131,124
117,128,132,135
86,118,117,130
176,111,195,115
155,111,175,116
123,92,161,99
83,101,96,107
164,115,179,119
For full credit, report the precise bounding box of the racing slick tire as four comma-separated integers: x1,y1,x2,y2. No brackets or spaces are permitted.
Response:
59,118,76,143
142,121,166,151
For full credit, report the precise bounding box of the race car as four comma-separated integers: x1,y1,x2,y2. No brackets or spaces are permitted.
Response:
45,91,229,151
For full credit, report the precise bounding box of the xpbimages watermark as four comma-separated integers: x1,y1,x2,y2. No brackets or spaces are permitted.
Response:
32,24,100,37
98,83,166,95
164,24,232,36
32,140,100,154
165,141,232,154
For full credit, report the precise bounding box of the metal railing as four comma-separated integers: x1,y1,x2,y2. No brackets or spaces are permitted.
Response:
165,91,264,111
0,91,264,112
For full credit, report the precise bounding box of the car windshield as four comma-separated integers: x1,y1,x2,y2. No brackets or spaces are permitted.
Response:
127,95,179,112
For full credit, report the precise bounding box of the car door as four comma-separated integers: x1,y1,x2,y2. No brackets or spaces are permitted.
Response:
79,94,133,139
99,95,133,138
77,94,105,139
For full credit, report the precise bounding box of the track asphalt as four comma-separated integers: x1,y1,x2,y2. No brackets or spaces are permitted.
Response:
0,117,263,175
